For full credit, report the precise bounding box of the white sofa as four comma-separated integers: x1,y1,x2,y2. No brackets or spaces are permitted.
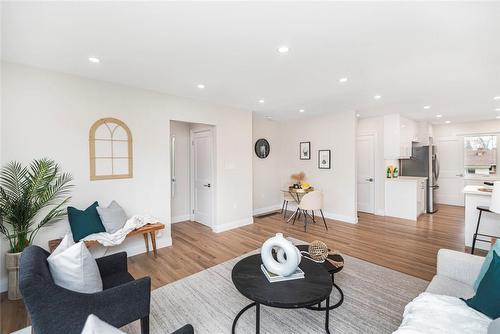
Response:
396,249,499,333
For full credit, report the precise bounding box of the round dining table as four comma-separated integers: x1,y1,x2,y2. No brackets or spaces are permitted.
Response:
282,186,314,223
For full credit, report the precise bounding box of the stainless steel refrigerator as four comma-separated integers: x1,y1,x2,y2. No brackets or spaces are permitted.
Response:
400,145,440,213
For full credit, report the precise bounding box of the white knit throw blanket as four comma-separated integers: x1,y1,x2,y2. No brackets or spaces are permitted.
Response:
81,214,159,247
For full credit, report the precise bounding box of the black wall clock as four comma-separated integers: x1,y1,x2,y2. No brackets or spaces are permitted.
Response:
255,138,270,159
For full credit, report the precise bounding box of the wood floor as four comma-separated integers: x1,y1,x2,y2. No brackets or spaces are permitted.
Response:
1,204,471,334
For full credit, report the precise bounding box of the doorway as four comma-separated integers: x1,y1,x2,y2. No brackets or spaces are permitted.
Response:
357,134,376,214
170,121,215,229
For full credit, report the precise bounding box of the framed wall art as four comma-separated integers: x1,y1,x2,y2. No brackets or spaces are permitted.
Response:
255,138,270,159
318,149,331,169
300,142,311,160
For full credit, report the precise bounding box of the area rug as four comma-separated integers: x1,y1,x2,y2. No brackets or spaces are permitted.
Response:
123,239,428,334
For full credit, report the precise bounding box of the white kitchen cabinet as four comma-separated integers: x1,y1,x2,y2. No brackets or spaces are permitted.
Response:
384,114,418,159
385,176,428,220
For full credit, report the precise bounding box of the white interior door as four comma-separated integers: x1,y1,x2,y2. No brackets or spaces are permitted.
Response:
191,130,213,227
357,134,375,213
435,136,464,206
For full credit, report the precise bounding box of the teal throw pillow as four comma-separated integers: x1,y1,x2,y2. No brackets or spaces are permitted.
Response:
465,250,500,319
67,201,106,242
474,241,500,291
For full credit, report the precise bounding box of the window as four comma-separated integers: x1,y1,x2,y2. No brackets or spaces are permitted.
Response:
464,135,497,175
89,118,133,180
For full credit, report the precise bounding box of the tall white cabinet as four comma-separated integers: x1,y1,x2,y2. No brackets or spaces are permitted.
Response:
383,114,419,159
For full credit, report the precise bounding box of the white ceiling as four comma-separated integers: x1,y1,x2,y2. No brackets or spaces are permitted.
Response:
2,1,500,123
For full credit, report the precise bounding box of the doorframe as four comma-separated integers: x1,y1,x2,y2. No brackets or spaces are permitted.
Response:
356,132,377,214
189,127,216,228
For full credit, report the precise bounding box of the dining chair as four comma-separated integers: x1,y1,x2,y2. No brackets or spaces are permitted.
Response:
281,191,297,219
294,191,328,232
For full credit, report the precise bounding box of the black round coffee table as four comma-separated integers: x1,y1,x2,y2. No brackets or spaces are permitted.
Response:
231,254,333,334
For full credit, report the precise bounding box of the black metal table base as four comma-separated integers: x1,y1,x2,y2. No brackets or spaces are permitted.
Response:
232,297,331,334
306,281,344,311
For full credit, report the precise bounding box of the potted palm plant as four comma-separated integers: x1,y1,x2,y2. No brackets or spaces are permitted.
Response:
0,159,73,300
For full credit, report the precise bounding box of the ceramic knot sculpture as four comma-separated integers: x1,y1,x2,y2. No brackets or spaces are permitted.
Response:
261,233,301,277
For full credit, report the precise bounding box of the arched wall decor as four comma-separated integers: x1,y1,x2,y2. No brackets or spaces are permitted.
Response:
89,117,133,180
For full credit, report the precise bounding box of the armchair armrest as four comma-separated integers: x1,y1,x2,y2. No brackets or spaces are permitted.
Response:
172,324,194,334
95,252,128,277
436,249,485,286
91,276,151,328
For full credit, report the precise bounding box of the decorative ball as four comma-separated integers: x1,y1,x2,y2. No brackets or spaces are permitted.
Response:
308,240,329,262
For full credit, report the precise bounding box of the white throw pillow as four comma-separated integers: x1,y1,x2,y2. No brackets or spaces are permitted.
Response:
51,234,75,256
47,241,103,293
96,201,128,233
81,314,125,334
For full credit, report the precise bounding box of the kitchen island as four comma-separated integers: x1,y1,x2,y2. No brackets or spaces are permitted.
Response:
463,185,500,251
385,176,427,220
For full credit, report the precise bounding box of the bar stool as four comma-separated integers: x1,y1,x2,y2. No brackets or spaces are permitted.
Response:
471,181,500,254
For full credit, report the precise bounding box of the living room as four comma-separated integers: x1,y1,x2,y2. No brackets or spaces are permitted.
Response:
1,2,499,334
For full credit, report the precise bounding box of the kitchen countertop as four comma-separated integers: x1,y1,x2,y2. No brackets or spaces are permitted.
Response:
385,176,428,182
463,185,493,196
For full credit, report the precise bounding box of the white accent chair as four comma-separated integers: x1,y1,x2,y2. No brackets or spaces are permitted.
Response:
281,191,297,219
294,191,328,232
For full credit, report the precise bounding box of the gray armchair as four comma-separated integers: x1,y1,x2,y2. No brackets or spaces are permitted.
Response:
19,246,194,334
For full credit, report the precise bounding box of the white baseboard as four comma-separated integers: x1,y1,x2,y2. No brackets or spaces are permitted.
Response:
375,209,386,216
212,217,254,233
253,204,282,216
284,203,357,224
125,236,172,257
171,214,190,224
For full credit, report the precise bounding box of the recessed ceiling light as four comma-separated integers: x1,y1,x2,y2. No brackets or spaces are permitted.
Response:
339,77,348,83
423,105,431,110
356,113,361,118
197,84,205,89
277,46,289,53
373,95,382,100
88,57,100,63
258,99,265,104
299,109,305,113
496,116,500,119
445,120,451,124
264,116,273,120
436,114,443,118
494,96,500,100
496,108,500,111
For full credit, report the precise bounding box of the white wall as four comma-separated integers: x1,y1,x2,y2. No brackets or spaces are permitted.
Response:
357,116,386,215
170,121,191,222
252,114,282,214
0,62,253,291
277,111,358,223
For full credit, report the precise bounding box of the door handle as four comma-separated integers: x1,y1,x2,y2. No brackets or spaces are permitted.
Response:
456,174,464,177
365,178,374,182
203,183,211,188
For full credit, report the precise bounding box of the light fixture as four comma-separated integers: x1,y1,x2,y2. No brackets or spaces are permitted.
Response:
277,46,289,53
445,120,451,124
374,95,382,100
258,99,265,104
264,116,273,120
496,108,500,111
496,116,500,119
299,109,305,113
356,113,361,118
494,96,500,100
197,84,205,89
339,77,348,83
88,57,100,63
423,105,431,110
436,114,443,118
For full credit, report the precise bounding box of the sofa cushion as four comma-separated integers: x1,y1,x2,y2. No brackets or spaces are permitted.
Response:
474,241,500,291
81,314,125,334
465,250,500,319
96,201,128,233
47,241,103,293
394,292,491,334
426,275,475,299
68,201,106,241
